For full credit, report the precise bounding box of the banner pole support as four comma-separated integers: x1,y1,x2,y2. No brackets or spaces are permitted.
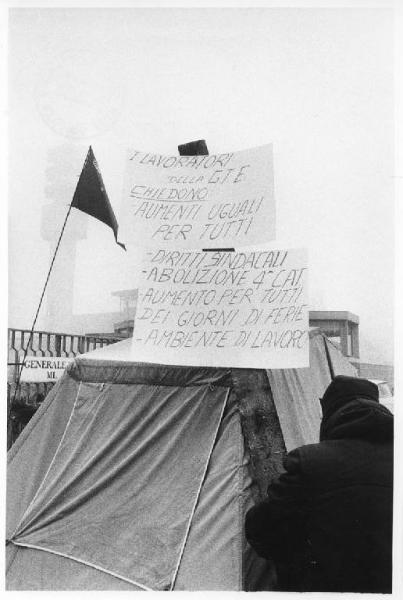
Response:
12,202,74,403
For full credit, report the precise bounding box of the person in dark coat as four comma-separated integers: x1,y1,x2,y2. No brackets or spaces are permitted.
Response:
245,375,393,593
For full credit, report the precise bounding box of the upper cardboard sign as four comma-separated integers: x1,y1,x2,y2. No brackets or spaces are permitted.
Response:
119,145,275,249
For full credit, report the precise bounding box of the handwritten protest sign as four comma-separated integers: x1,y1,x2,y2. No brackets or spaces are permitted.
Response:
119,145,275,249
130,246,308,368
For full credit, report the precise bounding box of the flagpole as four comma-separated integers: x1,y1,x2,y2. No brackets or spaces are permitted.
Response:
13,202,74,402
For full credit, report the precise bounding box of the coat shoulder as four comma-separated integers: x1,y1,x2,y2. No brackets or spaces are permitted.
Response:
293,439,393,487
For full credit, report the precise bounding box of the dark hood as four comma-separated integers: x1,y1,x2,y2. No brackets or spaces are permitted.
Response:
320,397,393,442
320,375,379,418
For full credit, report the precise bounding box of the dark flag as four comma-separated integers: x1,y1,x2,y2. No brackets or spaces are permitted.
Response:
72,146,125,249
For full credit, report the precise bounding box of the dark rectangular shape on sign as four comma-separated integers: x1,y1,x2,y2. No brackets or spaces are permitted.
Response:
178,140,209,156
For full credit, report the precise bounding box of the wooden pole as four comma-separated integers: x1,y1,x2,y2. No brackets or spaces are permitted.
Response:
12,203,74,403
323,337,335,381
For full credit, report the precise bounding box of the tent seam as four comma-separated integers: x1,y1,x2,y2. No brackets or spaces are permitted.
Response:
71,361,233,387
323,335,335,380
169,386,231,591
8,541,151,590
72,375,233,388
236,404,244,591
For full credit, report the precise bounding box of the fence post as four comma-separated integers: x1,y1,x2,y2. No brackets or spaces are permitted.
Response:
55,334,62,356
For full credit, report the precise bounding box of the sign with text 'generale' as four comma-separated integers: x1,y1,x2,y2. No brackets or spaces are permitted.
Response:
130,246,309,369
20,356,74,382
119,145,275,249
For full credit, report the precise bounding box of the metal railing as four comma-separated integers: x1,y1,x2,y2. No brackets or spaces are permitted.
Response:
7,328,123,448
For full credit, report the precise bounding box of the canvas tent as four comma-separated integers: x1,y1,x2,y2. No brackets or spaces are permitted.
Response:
6,328,357,591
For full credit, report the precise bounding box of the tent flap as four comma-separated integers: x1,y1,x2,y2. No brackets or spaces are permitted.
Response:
267,332,329,451
9,379,229,590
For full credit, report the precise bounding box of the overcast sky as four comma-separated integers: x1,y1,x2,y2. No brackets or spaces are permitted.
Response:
8,6,395,364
